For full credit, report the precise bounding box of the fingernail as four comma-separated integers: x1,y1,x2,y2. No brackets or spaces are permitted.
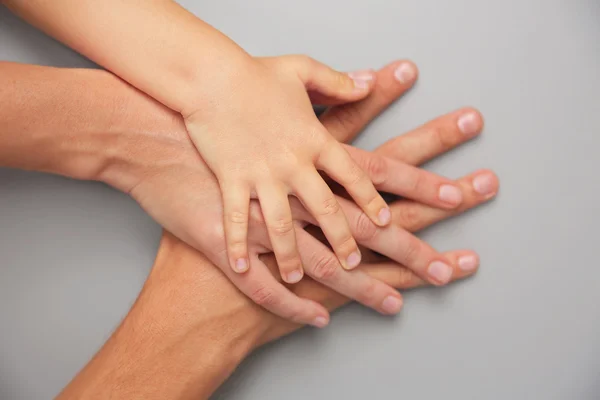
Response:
394,62,416,84
346,251,361,269
427,261,453,284
378,207,391,225
438,184,463,206
286,270,303,284
457,112,481,136
348,70,374,90
382,295,403,314
312,316,329,328
472,173,496,196
234,258,248,273
458,254,479,272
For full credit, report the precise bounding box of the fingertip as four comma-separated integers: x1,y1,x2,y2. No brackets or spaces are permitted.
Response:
348,69,376,96
376,206,392,226
344,250,362,270
438,184,464,208
232,257,249,273
283,268,304,284
393,60,419,85
457,107,485,137
457,252,480,273
471,169,500,199
311,315,330,328
380,293,404,315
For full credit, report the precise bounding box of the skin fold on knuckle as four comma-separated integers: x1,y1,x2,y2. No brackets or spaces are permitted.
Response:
394,205,424,231
400,238,422,267
310,253,339,281
250,285,279,308
227,210,248,225
268,217,294,237
431,125,457,150
365,154,387,186
352,212,378,242
318,196,341,217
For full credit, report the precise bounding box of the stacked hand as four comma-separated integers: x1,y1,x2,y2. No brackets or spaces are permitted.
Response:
100,59,497,327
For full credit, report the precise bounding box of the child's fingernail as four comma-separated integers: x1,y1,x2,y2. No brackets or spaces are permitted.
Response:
473,173,497,196
234,258,248,273
348,70,374,90
457,112,481,136
311,316,329,328
346,251,361,269
382,295,403,314
458,254,479,272
427,261,453,284
438,184,463,206
378,207,391,225
286,269,303,283
394,62,416,84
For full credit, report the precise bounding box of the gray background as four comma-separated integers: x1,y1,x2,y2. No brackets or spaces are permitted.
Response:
1,0,599,398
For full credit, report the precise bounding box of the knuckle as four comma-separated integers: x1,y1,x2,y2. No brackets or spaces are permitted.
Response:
431,126,456,149
268,217,294,236
318,196,341,217
227,210,248,225
353,212,378,242
343,162,366,186
364,155,387,186
310,254,339,281
395,268,417,288
356,279,379,306
408,172,424,194
396,205,423,231
401,238,422,266
250,286,279,308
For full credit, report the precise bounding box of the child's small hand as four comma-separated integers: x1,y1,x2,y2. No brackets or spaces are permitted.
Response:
184,55,390,283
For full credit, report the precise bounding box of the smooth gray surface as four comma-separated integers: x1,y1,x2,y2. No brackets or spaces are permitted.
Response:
1,0,599,399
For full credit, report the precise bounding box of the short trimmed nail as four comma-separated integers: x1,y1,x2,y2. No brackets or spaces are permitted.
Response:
438,184,463,206
427,261,453,284
378,207,391,225
234,258,248,273
394,63,416,84
472,173,496,196
312,316,329,328
382,295,403,314
346,251,361,269
348,70,374,90
286,270,303,283
457,112,480,136
458,255,479,272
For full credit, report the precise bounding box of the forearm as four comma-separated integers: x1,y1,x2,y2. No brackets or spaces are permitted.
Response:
4,0,254,116
0,62,190,192
57,234,265,400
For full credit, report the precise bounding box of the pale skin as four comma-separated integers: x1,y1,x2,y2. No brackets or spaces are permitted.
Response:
30,71,499,399
4,1,471,323
0,60,495,326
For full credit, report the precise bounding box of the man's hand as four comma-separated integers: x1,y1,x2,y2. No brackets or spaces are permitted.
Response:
57,102,497,398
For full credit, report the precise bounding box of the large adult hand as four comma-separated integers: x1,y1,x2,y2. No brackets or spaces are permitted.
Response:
99,59,484,326
58,136,496,399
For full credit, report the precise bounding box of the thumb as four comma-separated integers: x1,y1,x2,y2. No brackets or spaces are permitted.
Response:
268,55,376,105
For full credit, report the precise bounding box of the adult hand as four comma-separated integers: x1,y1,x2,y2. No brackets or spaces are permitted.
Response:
58,117,497,398
95,60,492,326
